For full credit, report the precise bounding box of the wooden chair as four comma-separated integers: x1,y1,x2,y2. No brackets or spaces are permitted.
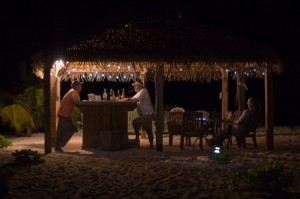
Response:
195,110,210,121
244,112,260,148
167,112,184,146
180,111,205,150
167,107,185,146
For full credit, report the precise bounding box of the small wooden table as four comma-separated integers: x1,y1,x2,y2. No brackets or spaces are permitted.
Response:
75,101,136,151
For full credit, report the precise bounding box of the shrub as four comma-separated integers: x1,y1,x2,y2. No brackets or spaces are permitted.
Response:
12,149,45,165
208,147,230,164
0,135,12,149
229,161,295,192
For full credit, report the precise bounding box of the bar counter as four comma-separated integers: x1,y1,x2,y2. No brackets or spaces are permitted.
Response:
75,100,136,151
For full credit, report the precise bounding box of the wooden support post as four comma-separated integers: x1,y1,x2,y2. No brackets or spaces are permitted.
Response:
55,77,61,142
237,74,246,111
44,58,52,154
140,74,147,139
50,75,60,147
221,69,229,129
155,66,164,152
265,68,274,150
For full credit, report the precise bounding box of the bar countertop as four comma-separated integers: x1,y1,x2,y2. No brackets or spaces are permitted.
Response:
75,100,136,106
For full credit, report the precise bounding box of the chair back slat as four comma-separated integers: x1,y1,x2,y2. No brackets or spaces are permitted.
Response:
180,111,205,150
167,111,185,146
168,112,184,124
182,111,204,135
169,107,185,113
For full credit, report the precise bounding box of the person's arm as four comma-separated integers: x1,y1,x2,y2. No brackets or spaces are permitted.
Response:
233,119,239,125
122,96,138,102
127,96,139,102
126,89,144,102
71,91,80,102
233,110,247,125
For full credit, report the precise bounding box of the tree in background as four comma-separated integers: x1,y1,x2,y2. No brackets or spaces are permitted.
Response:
0,86,44,136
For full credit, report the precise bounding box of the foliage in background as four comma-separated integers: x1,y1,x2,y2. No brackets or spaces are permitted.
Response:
12,149,45,165
72,106,82,132
229,161,295,192
0,105,36,135
0,135,12,149
15,86,44,131
71,106,82,125
0,86,44,135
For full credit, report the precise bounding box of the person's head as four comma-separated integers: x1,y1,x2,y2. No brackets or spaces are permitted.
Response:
247,97,259,110
132,81,144,92
71,80,83,92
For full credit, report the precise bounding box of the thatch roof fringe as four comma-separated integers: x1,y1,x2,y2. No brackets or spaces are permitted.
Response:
32,17,283,82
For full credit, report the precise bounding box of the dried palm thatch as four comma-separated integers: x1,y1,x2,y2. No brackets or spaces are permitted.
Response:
32,17,283,82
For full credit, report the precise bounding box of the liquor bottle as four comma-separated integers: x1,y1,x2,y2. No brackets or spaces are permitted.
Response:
112,90,116,100
109,89,114,100
121,88,126,99
116,89,121,99
103,89,108,100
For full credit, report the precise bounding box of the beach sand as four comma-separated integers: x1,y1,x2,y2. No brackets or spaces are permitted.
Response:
1,126,300,199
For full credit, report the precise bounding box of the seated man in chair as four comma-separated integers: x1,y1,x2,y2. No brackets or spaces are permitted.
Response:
126,81,154,149
207,96,261,148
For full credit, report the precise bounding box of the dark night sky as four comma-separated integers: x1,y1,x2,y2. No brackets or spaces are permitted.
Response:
1,0,300,125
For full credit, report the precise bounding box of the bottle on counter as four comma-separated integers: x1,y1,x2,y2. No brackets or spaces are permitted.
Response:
116,89,121,99
112,90,116,100
109,89,114,100
103,88,108,100
121,88,126,99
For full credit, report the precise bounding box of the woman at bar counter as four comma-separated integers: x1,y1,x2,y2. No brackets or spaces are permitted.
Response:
125,81,154,149
55,80,83,152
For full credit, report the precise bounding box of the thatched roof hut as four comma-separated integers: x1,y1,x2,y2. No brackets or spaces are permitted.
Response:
33,17,282,80
33,16,283,153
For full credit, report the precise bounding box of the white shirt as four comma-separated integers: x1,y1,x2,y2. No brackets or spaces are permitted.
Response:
133,88,154,116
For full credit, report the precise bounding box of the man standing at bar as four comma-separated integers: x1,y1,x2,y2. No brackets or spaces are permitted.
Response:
127,81,154,149
55,80,83,152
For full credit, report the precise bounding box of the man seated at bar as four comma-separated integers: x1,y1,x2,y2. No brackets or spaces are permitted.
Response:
125,81,154,149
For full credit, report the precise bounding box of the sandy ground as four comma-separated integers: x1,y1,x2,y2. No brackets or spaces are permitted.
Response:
1,126,300,199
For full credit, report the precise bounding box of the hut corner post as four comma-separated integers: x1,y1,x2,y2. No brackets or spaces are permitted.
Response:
155,66,164,152
221,69,229,129
265,68,274,150
44,58,53,154
236,74,246,111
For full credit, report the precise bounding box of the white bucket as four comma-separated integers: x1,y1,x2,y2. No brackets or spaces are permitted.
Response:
88,93,95,101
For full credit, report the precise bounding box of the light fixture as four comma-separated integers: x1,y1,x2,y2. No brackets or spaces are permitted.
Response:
213,146,221,154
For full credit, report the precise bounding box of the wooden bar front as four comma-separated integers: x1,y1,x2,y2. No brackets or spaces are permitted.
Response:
75,101,136,151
